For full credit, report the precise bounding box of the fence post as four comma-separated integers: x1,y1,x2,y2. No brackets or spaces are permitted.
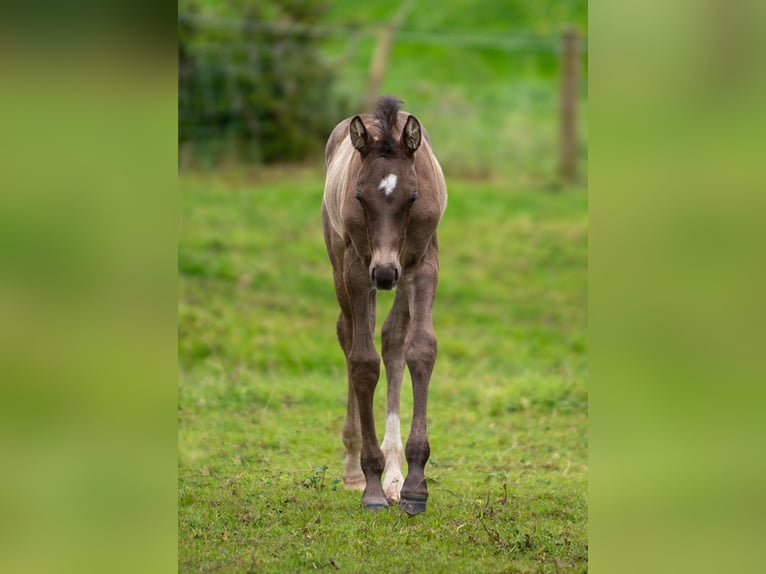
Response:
559,26,580,185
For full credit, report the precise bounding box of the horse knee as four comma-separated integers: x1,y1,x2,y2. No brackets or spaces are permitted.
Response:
349,351,380,389
405,331,437,377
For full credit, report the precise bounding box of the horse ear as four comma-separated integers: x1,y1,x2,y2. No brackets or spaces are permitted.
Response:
402,115,422,155
349,116,369,154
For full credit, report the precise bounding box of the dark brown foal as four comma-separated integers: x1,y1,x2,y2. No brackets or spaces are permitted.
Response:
322,96,447,514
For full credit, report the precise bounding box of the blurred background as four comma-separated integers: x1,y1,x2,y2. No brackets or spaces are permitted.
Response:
5,0,765,572
178,0,587,184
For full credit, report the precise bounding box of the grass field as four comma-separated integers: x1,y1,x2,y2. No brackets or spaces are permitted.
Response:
178,167,587,572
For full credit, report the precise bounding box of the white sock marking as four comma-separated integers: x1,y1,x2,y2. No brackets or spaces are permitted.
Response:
382,413,401,446
381,413,404,500
379,173,397,196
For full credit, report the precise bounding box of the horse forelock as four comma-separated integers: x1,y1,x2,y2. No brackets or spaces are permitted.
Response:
376,96,401,130
374,96,403,158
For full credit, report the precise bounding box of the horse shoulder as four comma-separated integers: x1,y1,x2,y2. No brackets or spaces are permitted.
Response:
325,119,353,166
414,146,447,215
324,134,360,238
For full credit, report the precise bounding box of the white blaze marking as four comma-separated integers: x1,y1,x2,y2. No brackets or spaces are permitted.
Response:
378,173,398,196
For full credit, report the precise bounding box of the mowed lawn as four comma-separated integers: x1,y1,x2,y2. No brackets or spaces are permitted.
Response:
178,168,588,573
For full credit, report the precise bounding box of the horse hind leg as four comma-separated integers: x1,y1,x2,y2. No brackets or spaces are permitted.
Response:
341,373,365,490
324,211,367,492
380,289,409,502
341,400,365,490
337,311,365,490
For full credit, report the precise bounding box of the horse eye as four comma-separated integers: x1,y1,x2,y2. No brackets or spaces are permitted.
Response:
408,192,419,206
355,191,365,205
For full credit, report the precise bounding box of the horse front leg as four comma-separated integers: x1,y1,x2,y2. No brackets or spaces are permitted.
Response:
344,250,388,510
400,256,439,516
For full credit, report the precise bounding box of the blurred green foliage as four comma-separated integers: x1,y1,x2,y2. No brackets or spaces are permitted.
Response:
0,59,177,574
179,0,587,179
179,0,345,164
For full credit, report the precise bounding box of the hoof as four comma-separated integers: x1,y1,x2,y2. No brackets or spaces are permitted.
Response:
383,474,403,503
384,485,402,504
399,494,427,516
362,490,389,511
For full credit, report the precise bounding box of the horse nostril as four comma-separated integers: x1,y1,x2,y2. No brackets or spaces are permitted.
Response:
394,268,399,282
371,267,376,282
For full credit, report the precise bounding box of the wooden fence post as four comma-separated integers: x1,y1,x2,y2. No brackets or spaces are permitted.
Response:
559,26,580,185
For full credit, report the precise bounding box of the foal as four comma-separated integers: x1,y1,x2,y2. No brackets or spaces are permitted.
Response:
322,97,447,514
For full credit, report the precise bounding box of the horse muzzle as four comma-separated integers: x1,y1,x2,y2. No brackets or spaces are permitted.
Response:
370,262,400,290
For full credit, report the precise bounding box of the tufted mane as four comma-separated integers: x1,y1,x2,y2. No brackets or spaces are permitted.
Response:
374,96,403,157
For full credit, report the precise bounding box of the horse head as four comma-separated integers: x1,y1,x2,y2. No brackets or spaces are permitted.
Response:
346,101,422,290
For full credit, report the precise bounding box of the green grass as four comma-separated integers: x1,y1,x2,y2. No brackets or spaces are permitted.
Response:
178,168,587,572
